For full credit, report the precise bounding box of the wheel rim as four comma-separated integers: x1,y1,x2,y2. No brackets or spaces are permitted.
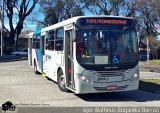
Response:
59,74,65,88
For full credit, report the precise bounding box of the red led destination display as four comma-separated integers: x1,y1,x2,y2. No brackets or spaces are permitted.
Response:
86,19,127,25
79,18,133,26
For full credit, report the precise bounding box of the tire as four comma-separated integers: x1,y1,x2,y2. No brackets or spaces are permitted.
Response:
9,105,16,111
57,70,69,92
34,60,38,74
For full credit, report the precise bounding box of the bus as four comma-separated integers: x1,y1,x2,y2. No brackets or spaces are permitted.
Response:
28,16,139,94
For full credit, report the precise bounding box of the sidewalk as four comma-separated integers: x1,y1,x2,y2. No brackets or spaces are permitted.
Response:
0,55,27,62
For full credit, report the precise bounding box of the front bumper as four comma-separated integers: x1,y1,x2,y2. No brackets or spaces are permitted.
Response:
75,78,139,94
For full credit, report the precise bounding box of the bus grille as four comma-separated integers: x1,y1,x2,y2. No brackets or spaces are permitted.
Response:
89,69,131,77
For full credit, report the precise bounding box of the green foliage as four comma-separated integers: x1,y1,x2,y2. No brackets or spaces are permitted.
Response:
39,0,84,26
142,60,160,65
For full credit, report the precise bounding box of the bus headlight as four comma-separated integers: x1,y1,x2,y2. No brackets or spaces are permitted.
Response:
80,76,86,81
80,76,92,84
131,73,139,81
134,73,138,78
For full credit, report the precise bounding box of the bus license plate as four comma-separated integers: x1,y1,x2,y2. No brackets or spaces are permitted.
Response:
106,85,117,91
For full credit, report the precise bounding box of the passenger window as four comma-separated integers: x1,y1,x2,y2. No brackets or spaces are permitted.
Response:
33,35,40,48
55,28,64,51
48,30,54,50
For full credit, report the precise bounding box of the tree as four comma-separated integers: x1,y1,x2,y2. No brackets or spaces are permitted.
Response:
80,0,117,15
1,0,38,50
136,0,160,60
136,0,160,37
80,0,140,16
148,36,160,59
39,0,84,26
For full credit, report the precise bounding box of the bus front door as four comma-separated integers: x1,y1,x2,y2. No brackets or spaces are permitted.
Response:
65,30,75,89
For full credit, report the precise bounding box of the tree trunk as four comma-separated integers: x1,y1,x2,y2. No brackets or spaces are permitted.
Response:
9,32,15,51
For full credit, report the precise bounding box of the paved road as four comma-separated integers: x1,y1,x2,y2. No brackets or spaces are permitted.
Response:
0,60,160,108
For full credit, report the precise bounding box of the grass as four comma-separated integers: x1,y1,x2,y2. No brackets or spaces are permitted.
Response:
140,60,160,65
141,79,160,84
139,79,160,93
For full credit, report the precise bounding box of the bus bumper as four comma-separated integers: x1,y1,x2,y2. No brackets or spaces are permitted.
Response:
75,78,139,94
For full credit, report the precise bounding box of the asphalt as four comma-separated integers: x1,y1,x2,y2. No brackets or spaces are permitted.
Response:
0,55,27,62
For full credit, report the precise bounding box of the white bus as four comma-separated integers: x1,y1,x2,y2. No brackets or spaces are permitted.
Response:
28,16,139,94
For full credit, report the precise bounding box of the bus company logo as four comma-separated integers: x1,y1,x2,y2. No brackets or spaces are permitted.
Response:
2,101,16,112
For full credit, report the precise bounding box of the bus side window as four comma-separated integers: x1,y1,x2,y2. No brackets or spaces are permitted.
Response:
55,27,64,51
48,30,54,50
36,36,40,48
33,38,36,48
33,35,40,48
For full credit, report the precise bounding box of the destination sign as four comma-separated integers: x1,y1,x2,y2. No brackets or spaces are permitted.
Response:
79,18,133,26
86,19,127,24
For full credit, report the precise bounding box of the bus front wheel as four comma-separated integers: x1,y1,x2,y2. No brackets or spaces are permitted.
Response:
57,70,69,92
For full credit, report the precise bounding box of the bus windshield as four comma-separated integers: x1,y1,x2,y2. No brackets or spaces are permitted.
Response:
76,29,138,65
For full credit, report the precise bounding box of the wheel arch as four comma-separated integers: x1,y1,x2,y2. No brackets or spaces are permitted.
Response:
57,67,63,77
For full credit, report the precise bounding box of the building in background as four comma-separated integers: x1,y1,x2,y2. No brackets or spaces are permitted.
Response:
19,30,33,49
1,30,33,55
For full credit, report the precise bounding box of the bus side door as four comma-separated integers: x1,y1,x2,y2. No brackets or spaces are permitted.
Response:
65,30,75,89
40,35,45,72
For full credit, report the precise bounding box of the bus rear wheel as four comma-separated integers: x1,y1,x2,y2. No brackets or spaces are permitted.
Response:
57,70,69,92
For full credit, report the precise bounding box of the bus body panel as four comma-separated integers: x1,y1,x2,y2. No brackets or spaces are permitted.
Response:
44,50,66,82
32,48,42,73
